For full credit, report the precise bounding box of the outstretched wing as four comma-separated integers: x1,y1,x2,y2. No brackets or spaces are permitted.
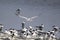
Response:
18,15,28,20
30,16,38,20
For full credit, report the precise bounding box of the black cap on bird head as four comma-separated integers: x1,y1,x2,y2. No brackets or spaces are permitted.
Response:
16,8,21,16
16,9,20,11
53,27,58,32
52,25,59,32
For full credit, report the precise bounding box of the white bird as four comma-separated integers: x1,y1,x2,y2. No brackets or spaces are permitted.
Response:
29,26,33,29
18,15,38,22
22,28,27,32
39,36,43,40
5,30,11,35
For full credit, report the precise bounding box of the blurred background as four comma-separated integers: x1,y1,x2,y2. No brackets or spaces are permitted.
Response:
0,0,60,38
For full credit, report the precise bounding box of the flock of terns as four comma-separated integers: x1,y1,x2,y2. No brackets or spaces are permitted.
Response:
0,8,60,40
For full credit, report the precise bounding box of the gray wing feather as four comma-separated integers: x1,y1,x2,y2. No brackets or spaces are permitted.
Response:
18,15,28,20
30,16,38,20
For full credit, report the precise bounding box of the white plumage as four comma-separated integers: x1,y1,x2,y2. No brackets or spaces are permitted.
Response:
15,8,38,22
22,28,27,32
5,30,11,35
18,15,38,22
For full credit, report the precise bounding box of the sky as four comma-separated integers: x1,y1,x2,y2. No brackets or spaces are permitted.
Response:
0,0,60,38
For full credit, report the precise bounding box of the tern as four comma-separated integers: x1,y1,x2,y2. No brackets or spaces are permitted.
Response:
15,8,38,22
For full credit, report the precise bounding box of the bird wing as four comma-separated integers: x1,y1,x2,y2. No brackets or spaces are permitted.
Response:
18,15,28,20
30,16,38,20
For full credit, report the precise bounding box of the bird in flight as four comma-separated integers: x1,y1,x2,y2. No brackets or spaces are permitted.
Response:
15,8,38,22
18,15,38,22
